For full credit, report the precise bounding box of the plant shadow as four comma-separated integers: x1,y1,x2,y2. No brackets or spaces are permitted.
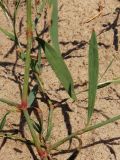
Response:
98,7,120,51
52,136,120,160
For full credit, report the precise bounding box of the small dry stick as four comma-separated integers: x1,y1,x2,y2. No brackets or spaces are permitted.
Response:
84,0,105,23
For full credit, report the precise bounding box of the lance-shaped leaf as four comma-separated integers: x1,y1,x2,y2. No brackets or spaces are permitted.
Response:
0,98,19,107
97,78,120,89
31,119,42,134
28,85,38,107
0,1,12,21
38,39,76,100
0,26,15,41
0,112,10,131
48,0,61,53
77,77,120,95
87,31,99,124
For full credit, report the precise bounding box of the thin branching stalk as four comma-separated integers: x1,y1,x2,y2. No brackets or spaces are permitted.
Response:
13,0,20,44
35,73,54,141
0,132,33,144
21,1,48,159
49,114,120,151
22,0,32,102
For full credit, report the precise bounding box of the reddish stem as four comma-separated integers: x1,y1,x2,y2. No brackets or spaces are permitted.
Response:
37,149,48,160
19,100,28,110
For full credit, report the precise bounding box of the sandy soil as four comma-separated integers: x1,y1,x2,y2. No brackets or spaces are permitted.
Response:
0,0,120,160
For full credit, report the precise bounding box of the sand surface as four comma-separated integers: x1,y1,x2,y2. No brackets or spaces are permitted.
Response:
0,0,120,159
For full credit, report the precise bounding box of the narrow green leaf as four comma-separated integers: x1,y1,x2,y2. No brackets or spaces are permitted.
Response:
45,122,53,141
50,114,120,150
0,1,12,21
77,77,120,95
0,98,19,107
49,0,61,53
111,78,120,84
31,43,42,74
87,31,99,124
97,81,111,89
0,112,10,131
0,1,8,15
45,106,54,141
84,114,120,133
31,119,42,134
28,85,38,107
19,52,26,61
30,59,37,72
38,38,76,100
13,0,20,43
97,78,120,89
37,45,42,73
0,26,15,41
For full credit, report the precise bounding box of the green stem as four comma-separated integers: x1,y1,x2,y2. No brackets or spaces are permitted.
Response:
21,1,48,159
13,0,20,44
23,110,41,149
22,0,32,102
49,114,120,151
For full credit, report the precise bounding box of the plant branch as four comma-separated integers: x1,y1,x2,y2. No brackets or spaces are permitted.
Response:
21,1,49,159
0,132,33,144
22,0,32,102
0,98,19,107
49,114,120,151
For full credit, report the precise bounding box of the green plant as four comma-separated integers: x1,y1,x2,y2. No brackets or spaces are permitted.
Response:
0,1,120,160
